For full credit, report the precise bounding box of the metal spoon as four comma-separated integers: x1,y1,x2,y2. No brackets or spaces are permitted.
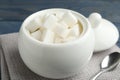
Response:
90,52,120,80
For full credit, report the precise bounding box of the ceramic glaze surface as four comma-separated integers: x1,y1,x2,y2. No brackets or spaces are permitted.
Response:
88,13,119,52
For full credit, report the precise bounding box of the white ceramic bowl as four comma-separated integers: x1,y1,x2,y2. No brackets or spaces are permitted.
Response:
18,8,95,79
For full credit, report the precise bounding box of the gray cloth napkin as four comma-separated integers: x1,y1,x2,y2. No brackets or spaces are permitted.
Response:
0,33,120,80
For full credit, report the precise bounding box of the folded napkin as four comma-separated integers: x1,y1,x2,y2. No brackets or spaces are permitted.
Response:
0,33,120,80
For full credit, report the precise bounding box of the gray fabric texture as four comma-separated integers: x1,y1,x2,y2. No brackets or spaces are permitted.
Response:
0,33,120,80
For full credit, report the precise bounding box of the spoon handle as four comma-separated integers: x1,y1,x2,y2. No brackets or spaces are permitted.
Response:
90,70,105,80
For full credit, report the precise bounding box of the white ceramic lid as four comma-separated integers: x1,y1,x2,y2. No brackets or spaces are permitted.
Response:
88,13,119,52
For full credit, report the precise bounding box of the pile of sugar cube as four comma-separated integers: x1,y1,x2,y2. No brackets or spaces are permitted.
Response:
26,11,82,43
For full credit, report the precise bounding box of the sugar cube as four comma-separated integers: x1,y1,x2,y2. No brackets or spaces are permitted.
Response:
53,23,69,38
68,24,80,37
34,16,43,27
26,17,42,32
43,15,58,29
55,12,64,20
54,36,63,43
61,11,78,27
63,36,76,42
31,30,41,40
41,30,55,43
